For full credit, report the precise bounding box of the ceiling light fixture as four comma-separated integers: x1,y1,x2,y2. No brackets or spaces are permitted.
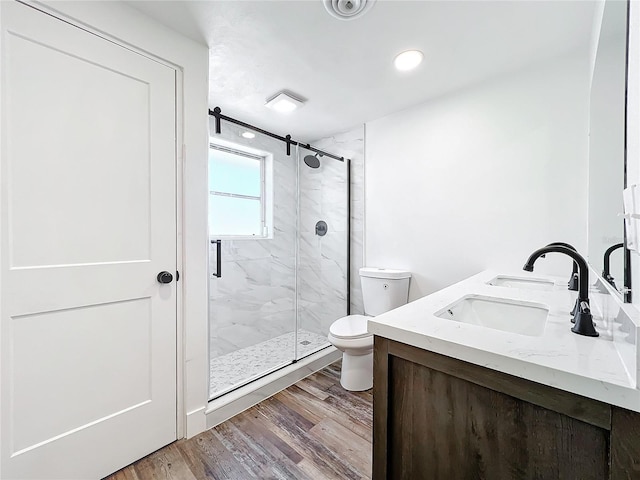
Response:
323,0,377,20
241,131,256,139
394,50,424,72
265,91,305,113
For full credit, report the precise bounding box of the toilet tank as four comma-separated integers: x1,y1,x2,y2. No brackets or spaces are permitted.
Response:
359,267,411,316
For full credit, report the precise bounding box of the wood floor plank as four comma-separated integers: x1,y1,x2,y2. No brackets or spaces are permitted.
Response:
108,361,372,480
324,361,342,376
309,417,372,478
349,388,374,404
131,443,198,480
213,417,310,480
260,395,317,433
295,377,331,400
105,467,142,480
277,387,325,424
232,409,305,465
316,364,342,384
254,399,366,479
324,384,373,429
296,364,340,399
286,384,372,442
177,428,258,479
296,458,336,479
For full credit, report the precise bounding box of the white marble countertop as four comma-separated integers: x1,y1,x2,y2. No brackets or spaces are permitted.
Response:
368,269,640,412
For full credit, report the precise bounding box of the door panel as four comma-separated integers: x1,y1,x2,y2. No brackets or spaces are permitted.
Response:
0,2,177,478
6,23,152,268
10,298,152,453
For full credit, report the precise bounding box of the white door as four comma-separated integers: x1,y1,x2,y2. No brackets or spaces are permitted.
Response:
0,2,178,478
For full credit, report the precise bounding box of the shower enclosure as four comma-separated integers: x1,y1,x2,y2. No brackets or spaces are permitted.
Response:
208,117,349,400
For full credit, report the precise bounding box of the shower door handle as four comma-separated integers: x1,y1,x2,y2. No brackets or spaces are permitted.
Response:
211,239,222,278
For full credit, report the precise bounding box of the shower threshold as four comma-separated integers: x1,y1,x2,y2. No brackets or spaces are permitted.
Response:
209,329,330,400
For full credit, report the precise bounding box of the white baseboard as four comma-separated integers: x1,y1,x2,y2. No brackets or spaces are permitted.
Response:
205,347,341,430
185,406,207,438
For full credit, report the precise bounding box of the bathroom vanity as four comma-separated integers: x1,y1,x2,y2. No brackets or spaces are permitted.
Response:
369,270,640,479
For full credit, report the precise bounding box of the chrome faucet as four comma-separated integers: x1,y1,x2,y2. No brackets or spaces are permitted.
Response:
523,245,598,337
544,242,579,291
602,243,624,289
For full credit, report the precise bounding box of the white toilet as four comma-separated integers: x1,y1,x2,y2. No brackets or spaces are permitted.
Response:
328,267,411,391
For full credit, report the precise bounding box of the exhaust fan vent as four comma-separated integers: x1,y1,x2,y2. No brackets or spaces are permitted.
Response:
322,0,376,20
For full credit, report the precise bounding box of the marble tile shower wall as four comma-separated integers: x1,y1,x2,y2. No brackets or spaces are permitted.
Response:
297,147,348,338
310,127,365,318
209,122,297,358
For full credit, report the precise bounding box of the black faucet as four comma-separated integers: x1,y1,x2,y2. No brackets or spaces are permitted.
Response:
602,243,624,289
544,242,579,291
523,245,598,337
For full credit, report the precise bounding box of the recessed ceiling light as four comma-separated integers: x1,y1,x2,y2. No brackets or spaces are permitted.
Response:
265,91,305,113
241,131,256,139
394,50,424,72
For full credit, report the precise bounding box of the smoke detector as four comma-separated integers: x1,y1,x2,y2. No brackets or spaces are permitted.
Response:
322,0,376,20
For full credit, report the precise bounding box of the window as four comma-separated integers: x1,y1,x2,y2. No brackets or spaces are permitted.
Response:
208,144,270,238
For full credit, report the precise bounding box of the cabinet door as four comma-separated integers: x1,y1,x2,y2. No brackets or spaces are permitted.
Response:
373,339,611,480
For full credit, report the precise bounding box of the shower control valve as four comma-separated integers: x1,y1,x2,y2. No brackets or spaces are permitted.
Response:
315,220,328,236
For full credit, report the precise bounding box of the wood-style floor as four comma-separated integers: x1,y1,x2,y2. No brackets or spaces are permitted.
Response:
106,361,372,480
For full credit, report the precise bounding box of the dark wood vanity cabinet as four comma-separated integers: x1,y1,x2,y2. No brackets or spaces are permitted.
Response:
373,337,640,480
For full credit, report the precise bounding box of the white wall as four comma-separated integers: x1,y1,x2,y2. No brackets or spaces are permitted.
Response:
29,0,211,437
365,52,590,301
588,1,607,93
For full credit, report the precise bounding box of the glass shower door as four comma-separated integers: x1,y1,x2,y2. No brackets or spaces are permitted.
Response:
208,123,297,400
296,145,348,360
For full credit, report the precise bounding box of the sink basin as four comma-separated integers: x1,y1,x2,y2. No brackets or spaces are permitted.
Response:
435,295,549,336
487,275,556,291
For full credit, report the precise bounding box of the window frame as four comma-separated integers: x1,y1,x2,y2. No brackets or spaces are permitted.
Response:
208,142,272,240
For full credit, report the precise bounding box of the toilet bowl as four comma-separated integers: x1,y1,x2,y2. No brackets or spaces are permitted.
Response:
328,314,373,391
328,267,411,391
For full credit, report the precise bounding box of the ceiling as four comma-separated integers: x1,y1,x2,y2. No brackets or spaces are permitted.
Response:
128,0,597,142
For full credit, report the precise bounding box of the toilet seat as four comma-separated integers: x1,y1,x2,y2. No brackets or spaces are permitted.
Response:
329,314,372,340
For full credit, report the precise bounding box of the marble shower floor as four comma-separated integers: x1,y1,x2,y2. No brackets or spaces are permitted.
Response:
209,329,330,399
